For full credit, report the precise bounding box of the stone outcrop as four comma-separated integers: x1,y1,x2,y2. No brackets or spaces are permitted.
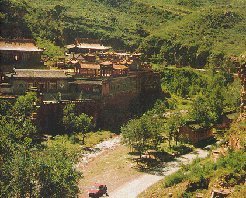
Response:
211,188,234,198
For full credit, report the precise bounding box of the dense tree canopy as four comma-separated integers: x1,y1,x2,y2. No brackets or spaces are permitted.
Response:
0,93,81,197
1,0,245,67
63,103,93,144
122,67,241,156
122,114,163,158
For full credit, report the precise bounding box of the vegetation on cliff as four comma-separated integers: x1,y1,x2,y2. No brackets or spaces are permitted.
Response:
122,68,241,157
138,119,246,198
0,93,81,197
1,0,246,67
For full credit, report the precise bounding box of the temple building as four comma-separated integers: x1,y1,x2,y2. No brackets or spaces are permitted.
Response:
66,38,111,54
0,38,161,132
0,39,44,72
4,69,71,96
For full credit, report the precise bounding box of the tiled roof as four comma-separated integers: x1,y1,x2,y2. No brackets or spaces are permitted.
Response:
113,65,128,70
6,69,71,78
115,53,131,56
67,44,111,50
79,63,100,70
69,79,102,85
66,53,84,60
0,40,43,52
100,61,113,66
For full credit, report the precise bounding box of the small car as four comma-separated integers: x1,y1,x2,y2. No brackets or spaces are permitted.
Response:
88,184,108,197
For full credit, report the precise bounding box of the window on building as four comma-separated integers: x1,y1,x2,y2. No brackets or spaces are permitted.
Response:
50,82,57,90
93,86,100,93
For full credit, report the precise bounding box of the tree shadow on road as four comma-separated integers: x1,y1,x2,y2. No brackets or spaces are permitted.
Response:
128,151,176,175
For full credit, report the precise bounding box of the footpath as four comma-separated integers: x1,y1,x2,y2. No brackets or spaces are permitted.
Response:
108,148,209,198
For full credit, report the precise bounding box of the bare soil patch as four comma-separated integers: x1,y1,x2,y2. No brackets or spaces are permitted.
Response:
77,144,143,198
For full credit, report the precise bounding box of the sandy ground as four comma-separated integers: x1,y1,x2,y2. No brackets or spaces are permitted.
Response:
77,136,210,198
77,136,122,166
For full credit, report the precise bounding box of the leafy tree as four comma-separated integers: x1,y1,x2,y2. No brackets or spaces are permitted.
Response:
189,95,216,128
63,103,92,144
149,98,168,116
159,68,207,98
206,82,225,121
11,92,38,123
165,113,186,148
0,100,12,116
122,118,149,159
1,144,81,198
0,95,81,198
122,114,162,158
75,113,92,144
0,93,38,151
223,78,241,112
63,103,76,133
36,38,65,58
148,116,164,151
0,116,19,163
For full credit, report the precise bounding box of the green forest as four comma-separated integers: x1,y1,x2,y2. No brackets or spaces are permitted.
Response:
1,0,246,67
0,93,81,197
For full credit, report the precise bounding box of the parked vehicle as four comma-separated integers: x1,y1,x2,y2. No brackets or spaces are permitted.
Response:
88,184,108,197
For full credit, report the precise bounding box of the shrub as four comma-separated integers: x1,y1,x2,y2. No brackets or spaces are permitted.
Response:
163,170,187,187
217,151,246,175
0,145,81,198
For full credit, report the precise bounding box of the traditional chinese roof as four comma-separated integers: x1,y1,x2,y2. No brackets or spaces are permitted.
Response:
100,61,113,66
114,53,131,56
69,79,103,85
66,53,84,60
113,65,128,70
0,40,43,52
6,69,70,78
66,43,111,50
79,63,100,70
119,60,128,65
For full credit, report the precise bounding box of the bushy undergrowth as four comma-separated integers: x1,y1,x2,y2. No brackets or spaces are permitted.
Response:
163,170,188,188
43,130,114,150
138,119,246,197
0,94,115,197
83,130,114,147
165,149,246,186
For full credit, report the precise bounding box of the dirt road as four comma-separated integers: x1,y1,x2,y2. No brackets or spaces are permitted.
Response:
78,136,210,198
77,136,143,198
108,148,209,198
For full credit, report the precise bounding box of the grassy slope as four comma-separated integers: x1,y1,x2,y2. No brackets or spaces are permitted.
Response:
138,119,246,198
2,0,246,61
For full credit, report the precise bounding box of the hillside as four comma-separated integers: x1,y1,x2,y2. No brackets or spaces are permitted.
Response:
138,119,246,198
1,0,246,68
